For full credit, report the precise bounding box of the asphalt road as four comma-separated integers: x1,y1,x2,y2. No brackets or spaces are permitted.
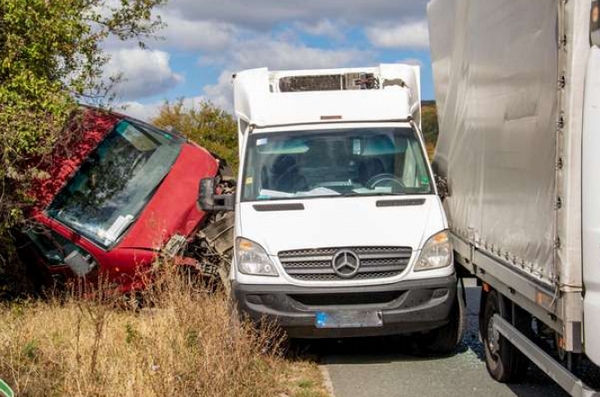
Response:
297,281,571,397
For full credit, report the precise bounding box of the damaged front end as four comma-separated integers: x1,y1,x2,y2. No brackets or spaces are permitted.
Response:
163,174,235,290
18,107,238,295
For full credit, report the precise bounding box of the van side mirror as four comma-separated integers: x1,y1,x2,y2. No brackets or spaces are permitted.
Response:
198,177,235,212
435,175,450,200
64,250,95,277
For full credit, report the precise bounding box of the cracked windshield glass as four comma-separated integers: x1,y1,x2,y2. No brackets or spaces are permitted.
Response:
242,127,432,201
47,120,184,248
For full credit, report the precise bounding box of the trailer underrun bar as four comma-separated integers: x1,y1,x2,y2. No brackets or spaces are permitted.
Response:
494,315,598,397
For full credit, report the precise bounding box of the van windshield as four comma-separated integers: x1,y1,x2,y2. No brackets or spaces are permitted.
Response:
241,127,432,202
47,120,184,248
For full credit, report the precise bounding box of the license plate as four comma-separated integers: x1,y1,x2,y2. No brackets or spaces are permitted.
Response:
315,310,383,329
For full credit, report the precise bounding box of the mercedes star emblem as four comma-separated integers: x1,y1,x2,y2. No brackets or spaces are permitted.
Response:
332,249,360,278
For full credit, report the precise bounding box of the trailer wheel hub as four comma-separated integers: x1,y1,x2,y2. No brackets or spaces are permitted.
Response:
487,316,500,355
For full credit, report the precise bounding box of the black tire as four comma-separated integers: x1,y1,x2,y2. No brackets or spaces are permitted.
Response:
418,291,466,355
481,290,528,383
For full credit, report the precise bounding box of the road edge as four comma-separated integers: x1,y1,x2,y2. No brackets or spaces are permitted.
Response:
319,365,336,397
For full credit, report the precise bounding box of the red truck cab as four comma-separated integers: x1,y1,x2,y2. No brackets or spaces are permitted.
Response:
17,107,224,292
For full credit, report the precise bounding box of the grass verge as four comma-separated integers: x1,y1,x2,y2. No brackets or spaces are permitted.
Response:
0,267,330,396
281,360,332,397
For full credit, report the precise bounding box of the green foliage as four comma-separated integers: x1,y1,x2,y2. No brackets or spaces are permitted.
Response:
124,322,141,345
421,101,439,159
152,100,239,171
22,339,39,361
0,0,165,292
421,101,439,146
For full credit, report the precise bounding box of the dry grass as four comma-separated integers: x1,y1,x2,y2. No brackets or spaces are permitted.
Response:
281,361,331,397
0,265,317,397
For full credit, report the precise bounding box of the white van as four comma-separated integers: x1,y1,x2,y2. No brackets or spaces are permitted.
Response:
201,64,462,349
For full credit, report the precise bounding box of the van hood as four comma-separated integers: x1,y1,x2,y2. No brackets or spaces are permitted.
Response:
238,196,445,255
117,143,219,251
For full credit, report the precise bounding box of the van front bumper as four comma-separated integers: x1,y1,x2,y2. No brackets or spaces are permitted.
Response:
232,274,457,338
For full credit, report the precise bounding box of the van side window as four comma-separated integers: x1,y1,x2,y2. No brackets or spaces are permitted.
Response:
402,140,430,188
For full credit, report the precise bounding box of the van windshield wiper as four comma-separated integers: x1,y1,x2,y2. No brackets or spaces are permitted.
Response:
340,191,406,197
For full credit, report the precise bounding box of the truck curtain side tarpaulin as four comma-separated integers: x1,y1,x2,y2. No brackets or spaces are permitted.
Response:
429,0,560,286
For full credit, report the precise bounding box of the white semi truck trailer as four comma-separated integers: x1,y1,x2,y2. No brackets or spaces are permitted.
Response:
200,64,464,349
429,0,600,394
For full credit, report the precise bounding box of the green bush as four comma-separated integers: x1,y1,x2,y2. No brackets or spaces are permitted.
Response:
152,100,239,171
0,0,165,293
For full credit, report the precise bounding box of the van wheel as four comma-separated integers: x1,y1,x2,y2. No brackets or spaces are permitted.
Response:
481,290,527,383
417,291,465,355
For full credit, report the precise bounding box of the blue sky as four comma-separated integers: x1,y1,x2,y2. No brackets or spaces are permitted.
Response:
106,0,433,120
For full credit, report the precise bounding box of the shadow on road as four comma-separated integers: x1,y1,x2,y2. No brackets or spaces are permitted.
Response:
284,285,569,397
286,334,468,365
284,285,484,365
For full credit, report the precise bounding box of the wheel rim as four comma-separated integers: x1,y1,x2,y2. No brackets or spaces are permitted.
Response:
486,311,500,357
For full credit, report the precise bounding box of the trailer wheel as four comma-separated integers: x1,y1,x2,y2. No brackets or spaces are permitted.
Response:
481,290,527,382
417,291,466,355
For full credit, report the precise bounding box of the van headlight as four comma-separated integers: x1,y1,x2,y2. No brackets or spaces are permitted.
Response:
414,231,453,271
236,238,278,276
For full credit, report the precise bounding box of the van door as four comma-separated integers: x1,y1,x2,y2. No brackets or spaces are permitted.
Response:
20,225,98,285
582,45,600,365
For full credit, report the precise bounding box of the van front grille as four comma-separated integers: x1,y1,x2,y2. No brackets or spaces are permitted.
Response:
278,246,412,281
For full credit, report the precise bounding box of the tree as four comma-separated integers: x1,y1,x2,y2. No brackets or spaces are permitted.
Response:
152,100,239,171
0,0,165,294
421,101,439,159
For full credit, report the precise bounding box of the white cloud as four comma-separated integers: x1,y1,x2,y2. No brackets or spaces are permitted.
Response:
204,38,368,71
197,38,368,109
105,48,183,100
397,58,424,67
235,41,363,70
365,20,430,49
117,101,164,121
118,95,207,121
295,19,346,41
199,39,371,112
203,71,235,113
166,0,428,31
159,12,237,51
103,1,433,111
